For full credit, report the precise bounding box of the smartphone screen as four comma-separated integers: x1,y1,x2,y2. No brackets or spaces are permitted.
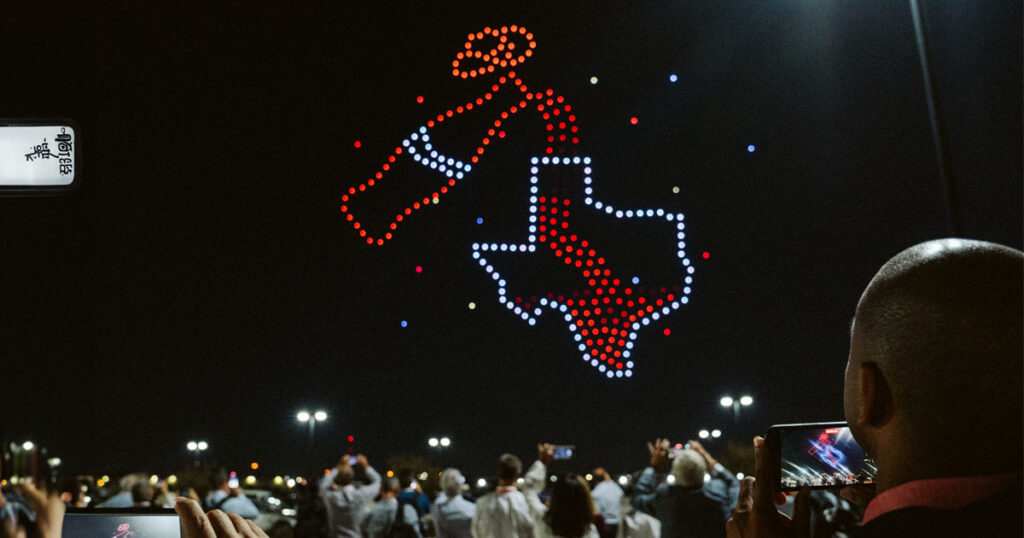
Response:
348,455,358,465
64,510,182,538
767,422,876,491
552,445,574,460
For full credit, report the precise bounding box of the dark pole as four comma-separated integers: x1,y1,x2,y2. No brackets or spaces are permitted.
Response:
909,0,963,236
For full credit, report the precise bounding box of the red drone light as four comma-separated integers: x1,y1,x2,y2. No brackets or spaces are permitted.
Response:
340,25,579,245
342,25,698,378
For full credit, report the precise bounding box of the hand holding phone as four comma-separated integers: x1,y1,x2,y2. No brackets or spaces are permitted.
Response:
174,498,268,538
726,436,814,538
7,481,65,538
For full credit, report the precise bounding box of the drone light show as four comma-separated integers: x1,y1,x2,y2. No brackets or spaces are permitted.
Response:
342,24,696,378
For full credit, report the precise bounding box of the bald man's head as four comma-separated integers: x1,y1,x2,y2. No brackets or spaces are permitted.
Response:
846,239,1022,471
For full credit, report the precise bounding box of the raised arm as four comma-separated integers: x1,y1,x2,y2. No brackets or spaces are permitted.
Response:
320,468,337,495
355,455,382,500
687,439,740,518
522,443,555,525
630,439,671,516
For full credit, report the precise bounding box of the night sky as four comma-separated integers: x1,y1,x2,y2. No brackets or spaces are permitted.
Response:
1,1,1020,482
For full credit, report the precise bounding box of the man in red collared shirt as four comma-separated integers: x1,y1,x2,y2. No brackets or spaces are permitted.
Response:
727,239,1023,537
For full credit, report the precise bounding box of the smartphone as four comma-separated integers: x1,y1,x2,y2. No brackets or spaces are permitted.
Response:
228,472,239,489
552,445,575,460
64,508,182,538
348,455,358,465
765,422,876,492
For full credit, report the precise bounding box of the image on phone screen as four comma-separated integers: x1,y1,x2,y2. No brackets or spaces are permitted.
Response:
552,445,574,460
774,424,876,490
64,511,182,538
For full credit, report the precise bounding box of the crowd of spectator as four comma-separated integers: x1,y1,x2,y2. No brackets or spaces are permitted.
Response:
0,239,1020,538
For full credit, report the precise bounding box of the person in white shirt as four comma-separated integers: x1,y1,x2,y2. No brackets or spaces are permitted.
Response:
319,454,382,538
434,468,476,538
471,453,535,538
615,494,660,538
361,477,422,538
97,474,144,508
589,468,623,538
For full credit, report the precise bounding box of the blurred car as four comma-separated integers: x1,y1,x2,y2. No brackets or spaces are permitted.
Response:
244,489,296,538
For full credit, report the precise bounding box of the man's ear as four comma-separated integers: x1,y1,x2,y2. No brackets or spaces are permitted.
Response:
858,362,895,428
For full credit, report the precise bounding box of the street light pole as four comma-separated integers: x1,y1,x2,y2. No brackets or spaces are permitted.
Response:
187,440,208,466
428,436,452,467
720,395,754,425
297,410,328,449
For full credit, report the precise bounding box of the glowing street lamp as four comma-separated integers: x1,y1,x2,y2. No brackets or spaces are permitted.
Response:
720,394,754,423
298,410,328,447
187,440,208,464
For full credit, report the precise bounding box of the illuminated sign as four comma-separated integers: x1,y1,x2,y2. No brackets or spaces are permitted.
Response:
0,120,78,193
342,26,695,378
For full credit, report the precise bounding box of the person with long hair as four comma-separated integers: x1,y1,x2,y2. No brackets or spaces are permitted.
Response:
521,444,600,538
